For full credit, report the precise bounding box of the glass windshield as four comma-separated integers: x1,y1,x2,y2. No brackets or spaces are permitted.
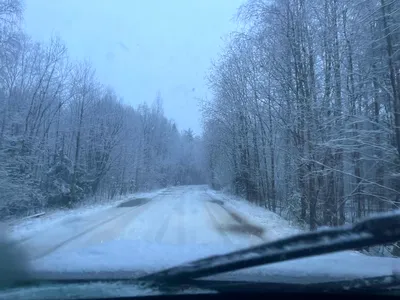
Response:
1,0,400,297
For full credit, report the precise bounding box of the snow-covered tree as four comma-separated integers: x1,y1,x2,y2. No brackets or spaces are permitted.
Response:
203,0,400,234
0,1,207,218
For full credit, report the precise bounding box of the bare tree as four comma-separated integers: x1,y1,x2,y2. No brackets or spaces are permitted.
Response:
203,0,400,239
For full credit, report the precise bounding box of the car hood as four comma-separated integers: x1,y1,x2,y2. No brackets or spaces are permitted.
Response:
0,280,216,300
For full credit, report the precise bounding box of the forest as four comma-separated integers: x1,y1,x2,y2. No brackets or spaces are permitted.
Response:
202,0,400,231
1,0,400,241
0,0,206,219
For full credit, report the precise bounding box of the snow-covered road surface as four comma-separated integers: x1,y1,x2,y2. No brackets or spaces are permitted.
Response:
14,186,267,261
9,185,400,283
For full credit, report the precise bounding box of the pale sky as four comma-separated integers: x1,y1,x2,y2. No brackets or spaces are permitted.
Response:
23,0,244,134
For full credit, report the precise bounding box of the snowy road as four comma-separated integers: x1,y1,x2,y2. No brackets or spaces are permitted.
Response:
9,185,400,283
16,186,267,261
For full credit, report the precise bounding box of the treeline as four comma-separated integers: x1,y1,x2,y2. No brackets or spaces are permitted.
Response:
203,0,400,230
0,1,206,219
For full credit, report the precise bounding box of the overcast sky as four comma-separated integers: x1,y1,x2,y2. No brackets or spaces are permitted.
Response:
23,0,244,134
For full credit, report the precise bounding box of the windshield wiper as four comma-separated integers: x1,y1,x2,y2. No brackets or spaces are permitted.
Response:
163,274,400,294
139,211,400,283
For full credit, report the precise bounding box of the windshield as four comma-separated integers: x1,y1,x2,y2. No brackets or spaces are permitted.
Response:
1,0,400,298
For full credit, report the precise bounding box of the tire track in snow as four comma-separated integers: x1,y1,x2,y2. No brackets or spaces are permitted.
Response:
61,202,154,250
177,195,185,244
154,190,186,244
14,189,171,246
155,213,172,243
25,194,163,260
205,193,267,244
31,206,138,260
204,201,233,245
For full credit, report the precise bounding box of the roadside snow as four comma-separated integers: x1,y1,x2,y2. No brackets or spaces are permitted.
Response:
7,188,167,242
206,189,301,240
204,188,400,282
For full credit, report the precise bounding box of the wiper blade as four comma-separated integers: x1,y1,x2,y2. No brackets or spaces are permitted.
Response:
179,275,400,294
139,211,400,282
